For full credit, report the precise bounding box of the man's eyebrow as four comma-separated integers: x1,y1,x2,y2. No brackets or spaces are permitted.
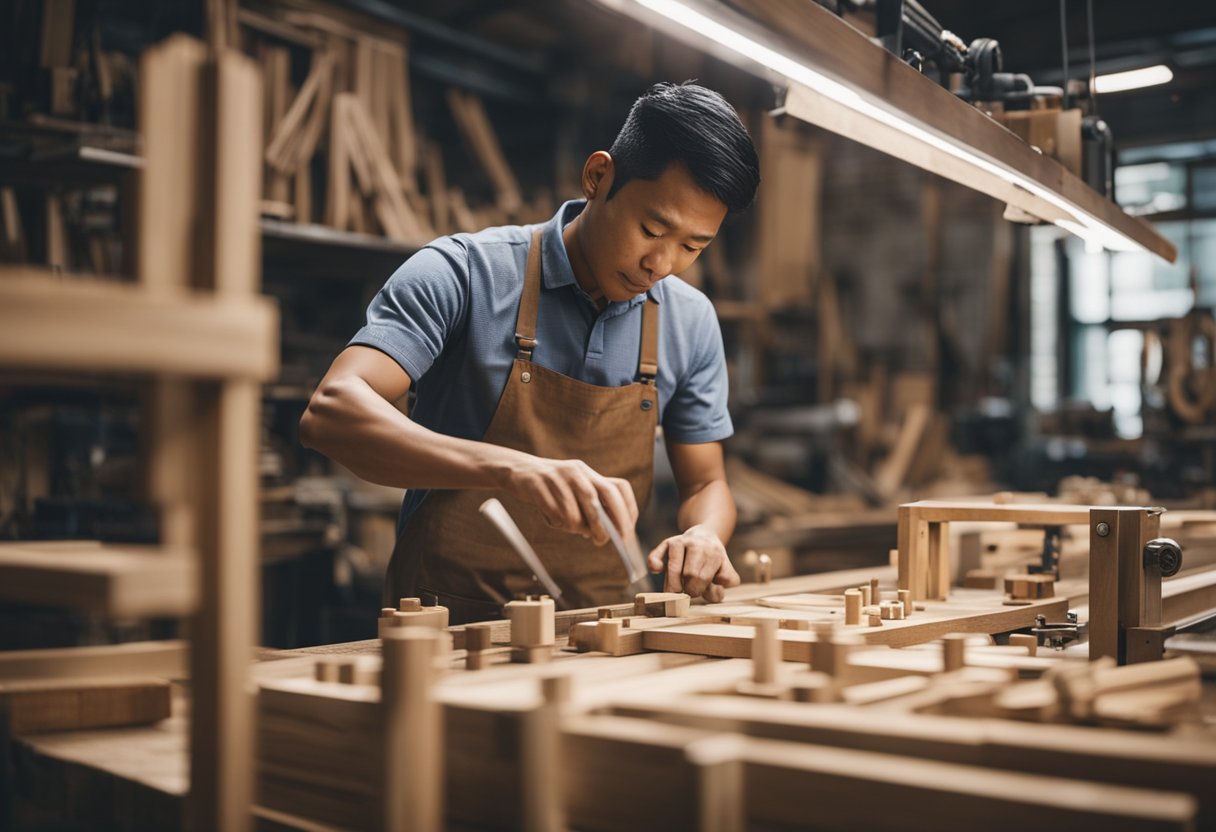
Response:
646,210,715,243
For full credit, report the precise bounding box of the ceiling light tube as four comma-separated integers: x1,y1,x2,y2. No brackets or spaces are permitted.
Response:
1093,64,1173,94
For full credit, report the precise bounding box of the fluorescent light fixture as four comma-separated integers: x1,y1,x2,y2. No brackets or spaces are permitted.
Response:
596,0,1157,257
1093,64,1173,94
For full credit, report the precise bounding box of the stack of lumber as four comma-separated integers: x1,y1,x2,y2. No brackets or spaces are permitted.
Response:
240,0,555,244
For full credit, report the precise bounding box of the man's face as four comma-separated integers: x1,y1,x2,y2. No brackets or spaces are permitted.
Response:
576,157,728,303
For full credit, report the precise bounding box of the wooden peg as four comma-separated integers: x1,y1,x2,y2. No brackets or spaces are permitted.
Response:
898,589,911,618
1009,633,1038,656
858,584,871,606
844,589,861,626
942,633,967,673
751,618,780,685
465,622,493,670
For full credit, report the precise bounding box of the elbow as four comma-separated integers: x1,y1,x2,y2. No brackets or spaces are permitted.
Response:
299,378,349,452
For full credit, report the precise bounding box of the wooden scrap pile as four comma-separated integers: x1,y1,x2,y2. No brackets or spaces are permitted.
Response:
240,1,554,242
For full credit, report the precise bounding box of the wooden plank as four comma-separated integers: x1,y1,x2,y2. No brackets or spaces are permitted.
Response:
0,269,278,380
610,698,1216,830
423,140,448,235
137,34,206,294
741,735,1194,832
1,677,171,733
0,542,197,617
902,501,1094,524
325,93,351,230
1162,570,1216,625
643,596,1066,653
446,87,522,216
0,641,188,681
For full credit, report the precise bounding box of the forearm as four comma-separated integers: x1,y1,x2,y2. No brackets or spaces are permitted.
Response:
300,375,524,490
676,478,736,545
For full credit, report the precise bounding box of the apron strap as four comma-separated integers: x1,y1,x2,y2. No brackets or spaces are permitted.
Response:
638,297,659,385
514,229,544,361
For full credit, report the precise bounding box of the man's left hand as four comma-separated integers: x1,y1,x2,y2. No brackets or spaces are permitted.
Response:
646,525,740,602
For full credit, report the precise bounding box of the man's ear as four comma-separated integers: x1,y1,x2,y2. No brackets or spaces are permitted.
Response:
582,151,614,201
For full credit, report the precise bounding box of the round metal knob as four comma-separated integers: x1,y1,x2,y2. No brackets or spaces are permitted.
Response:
1143,538,1183,578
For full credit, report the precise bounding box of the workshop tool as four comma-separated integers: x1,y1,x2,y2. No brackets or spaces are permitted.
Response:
592,501,651,597
478,499,567,608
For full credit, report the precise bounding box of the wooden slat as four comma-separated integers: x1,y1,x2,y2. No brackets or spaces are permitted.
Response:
0,269,278,380
0,541,197,617
1,677,171,733
0,641,188,681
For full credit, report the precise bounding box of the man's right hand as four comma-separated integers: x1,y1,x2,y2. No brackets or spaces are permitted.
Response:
502,457,638,545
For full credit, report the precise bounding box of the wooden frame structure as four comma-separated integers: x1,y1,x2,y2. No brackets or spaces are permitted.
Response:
0,35,274,832
897,501,1090,601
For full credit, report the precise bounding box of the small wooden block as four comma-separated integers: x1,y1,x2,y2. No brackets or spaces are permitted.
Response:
1004,573,1056,600
789,670,837,703
634,592,691,618
314,658,342,682
942,633,968,673
571,621,599,653
510,645,552,664
1009,633,1038,656
898,589,911,618
465,623,493,651
867,612,883,627
506,596,556,648
858,585,871,606
964,569,1000,590
780,619,812,631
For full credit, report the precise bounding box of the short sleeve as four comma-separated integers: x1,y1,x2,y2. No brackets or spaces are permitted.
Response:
662,302,733,444
348,239,470,382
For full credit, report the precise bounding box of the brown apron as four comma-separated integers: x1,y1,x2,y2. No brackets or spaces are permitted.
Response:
385,229,660,623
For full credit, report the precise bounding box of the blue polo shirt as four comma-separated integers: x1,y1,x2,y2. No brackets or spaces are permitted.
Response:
350,199,732,527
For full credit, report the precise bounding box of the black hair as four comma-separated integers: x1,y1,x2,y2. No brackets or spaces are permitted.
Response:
606,81,760,214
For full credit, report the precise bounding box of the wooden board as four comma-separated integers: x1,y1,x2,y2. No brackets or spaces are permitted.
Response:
1,677,171,733
0,541,196,617
0,268,278,380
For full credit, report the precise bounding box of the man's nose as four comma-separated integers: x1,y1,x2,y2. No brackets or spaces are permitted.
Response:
641,247,672,280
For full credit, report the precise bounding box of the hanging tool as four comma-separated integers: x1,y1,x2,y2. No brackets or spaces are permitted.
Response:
478,498,567,609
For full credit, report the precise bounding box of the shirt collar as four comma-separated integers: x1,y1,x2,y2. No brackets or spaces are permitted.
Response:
541,199,656,312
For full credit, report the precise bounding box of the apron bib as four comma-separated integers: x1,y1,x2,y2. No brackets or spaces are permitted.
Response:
385,229,660,623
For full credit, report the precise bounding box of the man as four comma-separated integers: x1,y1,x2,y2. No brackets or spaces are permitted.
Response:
301,82,760,623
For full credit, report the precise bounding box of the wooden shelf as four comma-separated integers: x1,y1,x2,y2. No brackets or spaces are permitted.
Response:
0,267,279,380
0,541,197,618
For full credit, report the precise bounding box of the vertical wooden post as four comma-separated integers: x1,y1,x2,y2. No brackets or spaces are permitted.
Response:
687,736,746,832
751,618,780,685
1089,508,1121,663
187,47,264,832
520,675,567,832
381,628,443,832
927,520,950,600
